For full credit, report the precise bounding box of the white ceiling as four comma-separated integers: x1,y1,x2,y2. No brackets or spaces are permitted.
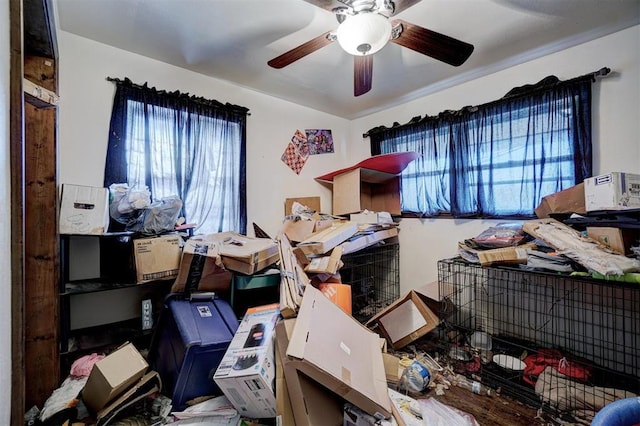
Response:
53,0,640,119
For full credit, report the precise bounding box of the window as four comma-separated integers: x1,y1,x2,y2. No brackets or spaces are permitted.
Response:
369,74,595,218
104,78,249,234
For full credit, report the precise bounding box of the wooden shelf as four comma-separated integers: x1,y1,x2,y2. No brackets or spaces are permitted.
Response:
24,78,59,108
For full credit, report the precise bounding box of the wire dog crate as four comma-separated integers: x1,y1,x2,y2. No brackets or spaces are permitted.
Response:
438,258,640,421
341,243,400,323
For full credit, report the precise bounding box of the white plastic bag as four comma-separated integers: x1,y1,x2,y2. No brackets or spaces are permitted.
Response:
419,397,480,426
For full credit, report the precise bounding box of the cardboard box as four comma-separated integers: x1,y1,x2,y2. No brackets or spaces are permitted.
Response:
213,304,280,419
285,197,321,215
410,281,455,318
584,172,640,212
344,403,395,426
304,246,344,275
366,289,440,350
349,211,393,224
281,218,317,243
275,320,296,426
457,242,535,266
587,227,637,255
333,168,401,216
535,183,586,218
96,371,161,425
216,232,279,274
222,251,280,276
297,222,359,255
81,342,149,413
286,285,392,419
59,184,110,235
339,228,399,255
133,234,182,283
275,318,344,426
172,237,233,293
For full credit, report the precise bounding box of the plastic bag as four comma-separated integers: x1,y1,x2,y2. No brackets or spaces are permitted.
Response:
419,397,480,426
472,223,525,248
108,183,151,228
138,196,183,234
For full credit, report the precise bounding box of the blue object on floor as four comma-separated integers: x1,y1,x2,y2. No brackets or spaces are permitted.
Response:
592,397,640,426
148,292,239,411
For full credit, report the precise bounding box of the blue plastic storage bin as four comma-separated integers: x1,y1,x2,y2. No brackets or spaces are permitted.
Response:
148,292,239,411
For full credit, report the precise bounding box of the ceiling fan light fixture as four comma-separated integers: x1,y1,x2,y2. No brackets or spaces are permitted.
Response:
336,12,392,56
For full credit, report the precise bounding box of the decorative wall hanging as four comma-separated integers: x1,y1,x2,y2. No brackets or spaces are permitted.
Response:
281,129,310,175
306,129,334,155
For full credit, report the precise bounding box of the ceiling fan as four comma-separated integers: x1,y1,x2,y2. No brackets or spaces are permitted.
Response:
267,0,474,96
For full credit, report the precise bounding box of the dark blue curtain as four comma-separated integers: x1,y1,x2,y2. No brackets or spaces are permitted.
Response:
104,78,249,234
368,71,599,218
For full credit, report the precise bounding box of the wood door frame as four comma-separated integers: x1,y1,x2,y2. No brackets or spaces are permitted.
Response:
11,0,59,422
9,0,26,423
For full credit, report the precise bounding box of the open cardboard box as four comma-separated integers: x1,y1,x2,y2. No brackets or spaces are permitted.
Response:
275,318,344,426
81,342,149,414
332,169,401,216
366,287,441,350
535,182,585,218
315,153,418,217
285,285,392,420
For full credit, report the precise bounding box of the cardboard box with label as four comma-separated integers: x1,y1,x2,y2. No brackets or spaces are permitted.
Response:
366,288,440,350
286,285,392,419
59,184,110,235
535,183,586,218
584,172,640,212
172,237,233,293
213,303,280,419
81,342,149,414
133,234,183,283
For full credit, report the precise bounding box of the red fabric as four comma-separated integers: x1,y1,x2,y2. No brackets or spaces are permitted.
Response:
523,348,591,386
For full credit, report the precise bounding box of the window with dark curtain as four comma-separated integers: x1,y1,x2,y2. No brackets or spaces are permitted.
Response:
367,71,604,218
104,78,249,235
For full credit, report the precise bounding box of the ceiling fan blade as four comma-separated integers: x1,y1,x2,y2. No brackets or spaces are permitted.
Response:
301,0,339,13
354,55,373,96
390,19,474,66
268,31,335,69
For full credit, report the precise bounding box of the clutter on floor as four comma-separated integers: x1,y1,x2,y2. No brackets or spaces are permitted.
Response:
40,180,640,425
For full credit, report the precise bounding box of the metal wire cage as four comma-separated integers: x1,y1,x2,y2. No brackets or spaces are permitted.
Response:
438,257,640,421
341,243,400,323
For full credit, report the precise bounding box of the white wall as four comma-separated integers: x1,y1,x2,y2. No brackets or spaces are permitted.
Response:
353,25,640,293
1,0,13,421
58,26,640,297
57,32,351,240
